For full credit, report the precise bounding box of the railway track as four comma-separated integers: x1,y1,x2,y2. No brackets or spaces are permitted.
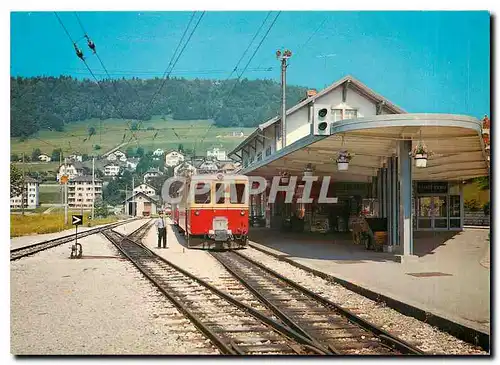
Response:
102,228,335,355
10,218,139,261
127,218,155,242
210,250,425,355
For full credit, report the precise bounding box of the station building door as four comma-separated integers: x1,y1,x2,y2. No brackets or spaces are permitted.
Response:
415,182,462,231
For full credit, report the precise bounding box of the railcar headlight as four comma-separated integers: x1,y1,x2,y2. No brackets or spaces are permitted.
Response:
194,210,200,216
240,210,246,216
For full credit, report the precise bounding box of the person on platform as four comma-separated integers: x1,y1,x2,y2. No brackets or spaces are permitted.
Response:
155,211,168,249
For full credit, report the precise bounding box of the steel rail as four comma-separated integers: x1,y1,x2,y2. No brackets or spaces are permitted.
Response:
102,229,238,355
102,230,332,355
10,218,140,261
230,250,426,355
210,250,342,354
127,218,155,241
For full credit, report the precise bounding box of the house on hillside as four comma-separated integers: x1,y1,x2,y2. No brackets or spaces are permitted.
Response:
104,163,121,177
126,157,140,171
153,148,165,157
143,168,162,183
174,161,197,177
10,176,39,210
219,161,238,174
107,150,127,162
207,147,227,161
194,158,219,174
38,154,52,162
123,192,158,217
57,161,84,181
69,154,83,162
165,150,185,167
133,183,156,197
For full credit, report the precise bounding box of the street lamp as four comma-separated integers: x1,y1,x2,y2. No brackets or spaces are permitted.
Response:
276,49,292,149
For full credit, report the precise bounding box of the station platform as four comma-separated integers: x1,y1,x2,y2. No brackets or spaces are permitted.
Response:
248,227,490,336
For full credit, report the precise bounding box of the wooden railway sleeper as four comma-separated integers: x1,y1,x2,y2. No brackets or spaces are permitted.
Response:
234,251,425,355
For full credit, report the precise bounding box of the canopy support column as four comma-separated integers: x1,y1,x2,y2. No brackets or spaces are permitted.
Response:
398,140,413,256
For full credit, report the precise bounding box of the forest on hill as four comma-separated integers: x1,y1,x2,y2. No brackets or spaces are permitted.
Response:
10,76,308,138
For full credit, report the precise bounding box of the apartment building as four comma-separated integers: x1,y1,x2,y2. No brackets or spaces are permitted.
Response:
67,175,102,209
10,176,39,210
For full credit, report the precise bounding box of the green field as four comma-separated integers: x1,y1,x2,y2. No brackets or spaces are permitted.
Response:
12,162,60,172
10,116,255,157
39,184,62,204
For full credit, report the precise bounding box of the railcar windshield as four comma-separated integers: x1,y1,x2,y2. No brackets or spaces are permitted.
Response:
194,182,211,204
230,183,247,204
215,183,226,204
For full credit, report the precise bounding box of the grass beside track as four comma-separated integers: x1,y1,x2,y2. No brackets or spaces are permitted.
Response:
10,213,118,237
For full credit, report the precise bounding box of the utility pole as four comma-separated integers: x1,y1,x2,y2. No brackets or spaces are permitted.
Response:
125,184,128,216
276,49,292,149
21,152,25,216
60,152,63,213
132,176,135,217
91,157,95,221
64,157,68,225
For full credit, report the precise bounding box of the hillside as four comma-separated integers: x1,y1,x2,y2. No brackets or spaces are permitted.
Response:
10,117,255,157
10,76,308,138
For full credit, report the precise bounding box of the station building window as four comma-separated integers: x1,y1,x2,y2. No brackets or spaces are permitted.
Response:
415,181,462,231
332,108,358,121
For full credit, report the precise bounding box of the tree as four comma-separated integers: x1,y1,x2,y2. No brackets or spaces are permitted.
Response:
82,153,89,161
94,145,101,151
474,176,490,191
10,164,23,198
136,146,144,158
10,76,308,138
11,153,19,162
148,175,168,194
51,148,62,162
178,144,184,153
31,148,42,161
102,179,123,206
94,197,109,218
88,126,96,137
125,146,135,158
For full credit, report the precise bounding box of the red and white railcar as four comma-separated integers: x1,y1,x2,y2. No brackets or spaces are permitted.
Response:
173,173,249,249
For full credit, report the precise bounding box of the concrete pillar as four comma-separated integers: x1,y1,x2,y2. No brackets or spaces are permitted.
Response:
377,169,383,216
398,140,413,256
392,156,398,246
382,166,388,218
386,159,392,247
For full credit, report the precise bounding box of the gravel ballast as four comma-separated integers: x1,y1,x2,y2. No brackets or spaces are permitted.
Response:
11,228,218,355
238,247,487,355
140,224,486,354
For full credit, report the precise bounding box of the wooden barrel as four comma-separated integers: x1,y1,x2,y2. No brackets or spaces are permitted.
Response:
374,231,388,245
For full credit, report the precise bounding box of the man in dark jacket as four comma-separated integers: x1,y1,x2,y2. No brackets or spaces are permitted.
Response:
155,211,168,248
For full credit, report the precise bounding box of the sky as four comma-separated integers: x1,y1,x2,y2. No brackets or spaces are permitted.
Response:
10,11,490,118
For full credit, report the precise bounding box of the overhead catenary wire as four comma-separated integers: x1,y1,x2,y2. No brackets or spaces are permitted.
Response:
73,11,144,143
196,11,281,153
133,11,204,136
55,12,145,145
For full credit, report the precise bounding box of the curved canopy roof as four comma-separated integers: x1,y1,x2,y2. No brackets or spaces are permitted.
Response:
242,114,489,182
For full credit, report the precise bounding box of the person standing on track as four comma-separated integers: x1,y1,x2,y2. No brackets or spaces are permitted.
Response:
155,211,168,249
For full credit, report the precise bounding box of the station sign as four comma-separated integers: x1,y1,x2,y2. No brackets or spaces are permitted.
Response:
416,182,448,194
72,215,83,226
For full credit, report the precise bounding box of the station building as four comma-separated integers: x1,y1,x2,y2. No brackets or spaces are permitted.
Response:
228,75,490,257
